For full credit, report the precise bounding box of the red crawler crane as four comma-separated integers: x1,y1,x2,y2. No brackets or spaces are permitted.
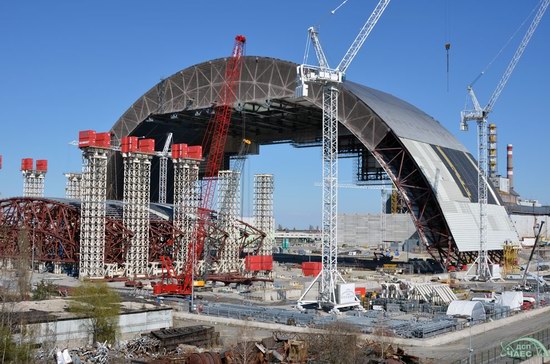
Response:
154,35,246,295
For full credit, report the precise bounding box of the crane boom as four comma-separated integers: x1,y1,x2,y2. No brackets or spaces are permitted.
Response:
337,0,390,73
308,27,331,70
485,0,550,113
183,35,246,294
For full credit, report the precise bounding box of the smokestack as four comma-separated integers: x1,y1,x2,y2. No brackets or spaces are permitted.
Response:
507,144,513,190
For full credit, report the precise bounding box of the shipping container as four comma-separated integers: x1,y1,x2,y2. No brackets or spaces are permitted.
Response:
302,262,322,277
138,138,155,154
245,255,263,271
121,136,139,153
95,132,111,148
35,159,48,172
171,143,188,159
188,145,203,160
78,130,96,148
21,158,33,171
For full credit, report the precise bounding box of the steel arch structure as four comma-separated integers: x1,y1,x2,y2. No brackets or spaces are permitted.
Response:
109,56,518,265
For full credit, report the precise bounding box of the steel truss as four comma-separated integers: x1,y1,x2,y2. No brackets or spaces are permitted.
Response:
64,173,82,200
172,157,200,272
122,152,152,276
80,148,109,278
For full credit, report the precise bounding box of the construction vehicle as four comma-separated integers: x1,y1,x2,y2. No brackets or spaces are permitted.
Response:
153,35,246,296
461,0,549,281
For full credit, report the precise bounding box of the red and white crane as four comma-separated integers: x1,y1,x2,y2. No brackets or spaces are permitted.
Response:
154,35,246,295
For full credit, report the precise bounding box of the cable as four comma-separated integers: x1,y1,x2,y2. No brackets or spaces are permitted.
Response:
469,2,539,87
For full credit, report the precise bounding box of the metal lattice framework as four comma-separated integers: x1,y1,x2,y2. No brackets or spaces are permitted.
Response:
80,148,109,278
216,170,241,273
109,56,518,265
0,197,131,269
254,174,274,257
173,157,200,272
22,171,46,198
122,152,152,276
64,173,82,200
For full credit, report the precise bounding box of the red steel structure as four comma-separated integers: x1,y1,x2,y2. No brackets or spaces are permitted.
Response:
156,35,247,295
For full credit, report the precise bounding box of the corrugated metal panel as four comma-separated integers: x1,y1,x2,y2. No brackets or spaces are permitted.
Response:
440,201,519,251
345,81,467,152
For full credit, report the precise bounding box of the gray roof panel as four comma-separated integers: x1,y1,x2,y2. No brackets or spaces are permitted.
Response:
344,81,467,152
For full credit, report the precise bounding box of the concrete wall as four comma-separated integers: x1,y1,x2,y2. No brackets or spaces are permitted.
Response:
25,308,172,348
510,214,549,240
338,213,417,246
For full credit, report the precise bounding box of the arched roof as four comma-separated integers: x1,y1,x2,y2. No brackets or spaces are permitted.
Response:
109,56,519,263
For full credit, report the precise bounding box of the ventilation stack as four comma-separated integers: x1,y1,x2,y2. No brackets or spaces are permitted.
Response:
172,144,201,273
64,173,82,199
507,144,514,190
488,123,498,177
79,130,110,278
122,137,154,277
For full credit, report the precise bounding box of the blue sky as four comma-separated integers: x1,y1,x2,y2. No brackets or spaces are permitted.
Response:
0,1,549,228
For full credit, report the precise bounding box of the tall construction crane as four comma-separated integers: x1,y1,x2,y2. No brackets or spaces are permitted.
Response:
461,0,549,281
158,133,173,204
297,0,390,311
174,35,246,295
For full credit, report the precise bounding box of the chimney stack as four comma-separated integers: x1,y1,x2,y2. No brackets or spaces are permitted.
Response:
507,144,514,190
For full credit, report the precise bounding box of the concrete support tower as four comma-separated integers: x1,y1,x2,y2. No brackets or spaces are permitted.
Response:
172,144,200,272
254,174,274,257
64,173,82,199
79,130,110,278
216,170,241,273
122,137,153,277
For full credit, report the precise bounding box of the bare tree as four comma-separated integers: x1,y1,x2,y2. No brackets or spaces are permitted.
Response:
227,325,259,364
308,321,362,364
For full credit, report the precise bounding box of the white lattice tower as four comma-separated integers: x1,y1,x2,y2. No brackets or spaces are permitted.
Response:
64,173,82,199
173,158,200,272
122,152,152,277
159,156,168,204
216,170,241,273
254,174,274,256
22,171,45,198
80,148,108,278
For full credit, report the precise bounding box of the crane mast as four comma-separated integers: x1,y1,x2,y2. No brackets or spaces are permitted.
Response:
297,0,390,311
181,35,246,294
461,0,549,281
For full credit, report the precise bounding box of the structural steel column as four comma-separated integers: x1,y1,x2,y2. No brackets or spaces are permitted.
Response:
64,173,82,200
217,170,241,272
122,152,152,277
254,174,274,256
173,157,199,272
80,148,108,278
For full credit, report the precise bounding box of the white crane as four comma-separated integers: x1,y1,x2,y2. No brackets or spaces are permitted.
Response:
296,0,391,311
461,0,549,281
158,133,173,204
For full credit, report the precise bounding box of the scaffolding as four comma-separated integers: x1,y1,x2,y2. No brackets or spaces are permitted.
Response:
64,173,82,199
122,152,152,277
173,155,200,272
216,170,241,273
22,171,46,198
80,148,109,278
254,174,274,257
